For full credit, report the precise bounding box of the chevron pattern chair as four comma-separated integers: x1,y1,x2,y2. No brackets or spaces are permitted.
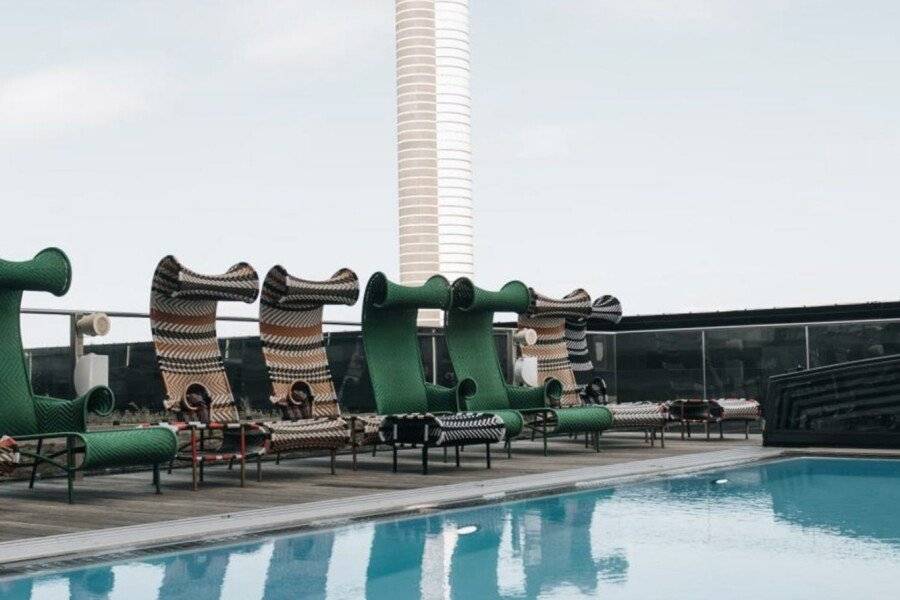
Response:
361,272,505,474
445,278,612,457
150,255,268,488
259,265,380,470
0,248,176,503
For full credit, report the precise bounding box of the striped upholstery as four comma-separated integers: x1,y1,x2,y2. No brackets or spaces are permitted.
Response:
150,256,259,423
379,413,505,447
607,403,669,428
518,289,593,408
710,398,761,421
566,295,622,391
260,266,357,418
0,435,18,475
258,266,370,451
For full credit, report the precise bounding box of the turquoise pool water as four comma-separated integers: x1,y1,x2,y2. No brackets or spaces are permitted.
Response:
3,457,899,599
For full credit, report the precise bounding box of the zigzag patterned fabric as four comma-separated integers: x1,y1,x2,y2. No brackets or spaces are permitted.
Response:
258,266,365,452
0,435,18,475
710,398,761,421
518,289,593,408
565,295,622,389
378,412,505,447
150,256,259,423
607,403,669,427
260,266,358,418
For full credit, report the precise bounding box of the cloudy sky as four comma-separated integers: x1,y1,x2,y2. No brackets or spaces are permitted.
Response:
2,1,898,344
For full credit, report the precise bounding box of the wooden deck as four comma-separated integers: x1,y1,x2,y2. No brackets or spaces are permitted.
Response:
0,432,760,543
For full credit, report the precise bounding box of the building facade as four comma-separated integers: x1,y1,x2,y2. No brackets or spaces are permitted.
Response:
395,0,473,323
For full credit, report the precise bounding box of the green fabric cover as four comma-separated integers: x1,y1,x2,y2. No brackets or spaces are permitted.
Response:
361,272,473,415
0,248,177,469
446,277,612,435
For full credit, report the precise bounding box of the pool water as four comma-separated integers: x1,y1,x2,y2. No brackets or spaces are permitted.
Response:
3,457,899,599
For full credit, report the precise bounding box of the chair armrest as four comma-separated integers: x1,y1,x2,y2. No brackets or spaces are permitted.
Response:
33,386,115,434
424,383,457,413
504,384,548,411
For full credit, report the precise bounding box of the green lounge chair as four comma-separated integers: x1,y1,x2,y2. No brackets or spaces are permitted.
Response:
361,272,505,474
0,248,177,503
445,278,612,455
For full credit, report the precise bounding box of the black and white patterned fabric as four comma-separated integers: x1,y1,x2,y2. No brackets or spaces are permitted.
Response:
607,403,669,427
378,412,505,447
709,398,761,421
565,294,622,392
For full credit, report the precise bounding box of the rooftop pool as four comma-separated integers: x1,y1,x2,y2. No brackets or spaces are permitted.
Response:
3,457,898,599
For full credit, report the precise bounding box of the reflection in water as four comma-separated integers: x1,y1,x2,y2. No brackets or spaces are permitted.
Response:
263,534,333,600
5,458,900,599
765,458,900,545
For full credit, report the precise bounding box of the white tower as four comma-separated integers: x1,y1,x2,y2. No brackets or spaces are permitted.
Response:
396,0,473,324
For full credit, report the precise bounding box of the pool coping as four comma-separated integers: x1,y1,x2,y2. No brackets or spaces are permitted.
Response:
1,445,796,576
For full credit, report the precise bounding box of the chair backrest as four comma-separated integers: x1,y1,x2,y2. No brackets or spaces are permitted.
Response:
517,289,593,408
259,266,359,418
445,278,532,412
0,248,70,437
150,255,259,423
565,295,622,390
361,272,449,415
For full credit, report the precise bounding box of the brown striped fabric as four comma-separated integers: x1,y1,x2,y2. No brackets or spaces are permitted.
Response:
259,266,358,418
519,289,593,408
150,256,259,422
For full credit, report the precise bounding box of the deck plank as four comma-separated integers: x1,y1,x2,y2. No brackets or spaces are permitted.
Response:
0,433,759,543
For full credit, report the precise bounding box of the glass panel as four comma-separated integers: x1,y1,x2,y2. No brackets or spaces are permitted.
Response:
615,331,703,402
704,326,806,402
329,330,375,414
586,332,617,401
809,321,900,368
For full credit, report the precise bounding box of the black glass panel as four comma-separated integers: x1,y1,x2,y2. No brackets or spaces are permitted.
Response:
615,331,702,401
809,322,900,368
705,326,806,402
585,333,617,399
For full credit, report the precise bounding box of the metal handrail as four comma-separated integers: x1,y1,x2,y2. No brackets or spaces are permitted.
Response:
21,307,362,327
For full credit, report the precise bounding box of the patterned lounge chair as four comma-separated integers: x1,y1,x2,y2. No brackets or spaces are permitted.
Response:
361,272,505,474
259,265,380,470
0,248,176,503
151,255,267,488
445,278,612,456
564,295,669,446
672,398,760,439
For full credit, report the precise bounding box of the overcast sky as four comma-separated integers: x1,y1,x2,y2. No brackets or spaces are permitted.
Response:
2,1,898,345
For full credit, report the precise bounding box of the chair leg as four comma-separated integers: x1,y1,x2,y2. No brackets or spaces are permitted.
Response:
745,420,750,439
594,432,600,453
443,446,448,463
167,459,174,475
330,449,336,475
454,445,461,467
239,427,247,488
153,464,161,494
257,454,262,482
352,444,358,471
190,429,199,492
705,421,710,440
372,443,378,457
720,421,725,439
228,458,235,471
542,416,549,457
66,436,75,504
29,438,43,489
422,445,429,475
486,443,491,469
392,444,398,473
660,426,666,448
506,439,512,459
199,430,205,483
